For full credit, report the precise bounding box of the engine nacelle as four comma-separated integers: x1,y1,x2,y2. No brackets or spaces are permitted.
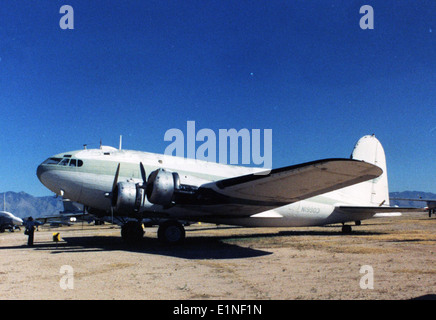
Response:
113,182,143,216
146,169,180,206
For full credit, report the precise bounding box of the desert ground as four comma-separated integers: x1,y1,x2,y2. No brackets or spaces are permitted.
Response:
1,213,435,300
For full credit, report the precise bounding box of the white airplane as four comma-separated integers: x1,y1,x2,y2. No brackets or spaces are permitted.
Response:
0,211,23,232
36,135,423,244
0,194,23,232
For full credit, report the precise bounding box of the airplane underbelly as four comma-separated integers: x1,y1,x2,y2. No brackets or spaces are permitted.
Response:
199,201,336,227
256,201,336,227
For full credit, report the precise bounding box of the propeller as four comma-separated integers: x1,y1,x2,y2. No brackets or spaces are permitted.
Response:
139,162,147,204
104,163,120,204
103,163,147,219
108,163,121,224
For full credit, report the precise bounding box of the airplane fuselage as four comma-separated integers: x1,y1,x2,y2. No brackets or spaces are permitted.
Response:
36,146,372,228
0,211,23,231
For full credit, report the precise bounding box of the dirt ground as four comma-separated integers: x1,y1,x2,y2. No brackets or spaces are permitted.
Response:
1,213,435,300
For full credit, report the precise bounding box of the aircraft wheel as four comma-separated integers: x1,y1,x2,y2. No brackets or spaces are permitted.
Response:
158,220,185,245
341,225,352,234
121,221,144,243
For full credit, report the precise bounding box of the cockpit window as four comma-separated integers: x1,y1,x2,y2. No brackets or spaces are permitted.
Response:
43,157,62,165
59,158,70,166
43,157,83,167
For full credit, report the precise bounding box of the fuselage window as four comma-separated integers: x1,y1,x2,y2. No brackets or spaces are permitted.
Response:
77,160,84,167
69,159,77,167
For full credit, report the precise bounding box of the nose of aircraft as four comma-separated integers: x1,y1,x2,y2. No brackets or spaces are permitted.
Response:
36,162,59,196
14,216,23,225
36,162,53,193
36,163,46,184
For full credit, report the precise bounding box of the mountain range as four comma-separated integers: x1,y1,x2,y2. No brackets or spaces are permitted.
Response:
389,191,436,208
1,191,434,219
1,192,63,218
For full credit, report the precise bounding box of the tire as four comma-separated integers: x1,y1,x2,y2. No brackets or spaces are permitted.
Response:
342,225,352,234
158,220,185,245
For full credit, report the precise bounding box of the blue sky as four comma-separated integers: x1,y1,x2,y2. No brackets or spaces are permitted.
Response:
0,0,435,196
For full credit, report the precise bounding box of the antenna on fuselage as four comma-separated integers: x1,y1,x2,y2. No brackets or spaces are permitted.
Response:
119,135,122,150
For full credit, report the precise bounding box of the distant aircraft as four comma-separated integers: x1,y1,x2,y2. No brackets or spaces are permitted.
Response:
390,197,436,217
35,199,91,227
0,194,23,232
0,211,23,232
36,135,424,244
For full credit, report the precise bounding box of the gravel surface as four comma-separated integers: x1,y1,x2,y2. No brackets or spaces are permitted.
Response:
1,213,435,300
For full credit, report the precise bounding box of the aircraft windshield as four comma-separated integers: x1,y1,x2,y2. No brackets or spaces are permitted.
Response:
59,158,70,166
43,157,83,167
43,157,62,165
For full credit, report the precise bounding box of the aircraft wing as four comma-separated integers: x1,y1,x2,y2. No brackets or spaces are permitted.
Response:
177,158,382,217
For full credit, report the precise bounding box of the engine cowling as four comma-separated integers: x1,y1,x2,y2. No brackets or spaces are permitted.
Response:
113,182,143,216
146,169,180,206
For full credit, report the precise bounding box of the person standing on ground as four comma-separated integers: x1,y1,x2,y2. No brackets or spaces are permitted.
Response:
24,216,36,246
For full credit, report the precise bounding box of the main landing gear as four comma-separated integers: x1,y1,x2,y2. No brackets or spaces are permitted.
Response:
341,224,352,234
157,220,186,245
342,224,352,234
341,220,362,234
120,219,186,245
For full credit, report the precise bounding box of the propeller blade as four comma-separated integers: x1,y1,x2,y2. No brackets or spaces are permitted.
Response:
107,163,121,207
139,162,147,204
112,163,121,193
140,162,146,183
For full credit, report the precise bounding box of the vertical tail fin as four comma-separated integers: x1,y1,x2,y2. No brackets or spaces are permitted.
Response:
343,135,390,206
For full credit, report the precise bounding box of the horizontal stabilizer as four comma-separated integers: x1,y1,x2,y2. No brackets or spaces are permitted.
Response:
338,206,427,215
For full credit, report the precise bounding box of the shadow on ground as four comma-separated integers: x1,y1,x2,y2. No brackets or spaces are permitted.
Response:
0,226,385,260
